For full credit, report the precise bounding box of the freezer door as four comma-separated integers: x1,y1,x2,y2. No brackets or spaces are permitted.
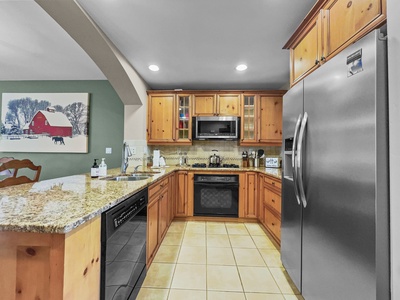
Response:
281,81,304,292
301,30,389,300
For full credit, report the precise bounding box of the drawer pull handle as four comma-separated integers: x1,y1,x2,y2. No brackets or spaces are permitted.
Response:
272,182,275,185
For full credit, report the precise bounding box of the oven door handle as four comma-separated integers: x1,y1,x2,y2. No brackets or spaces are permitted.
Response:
194,182,239,187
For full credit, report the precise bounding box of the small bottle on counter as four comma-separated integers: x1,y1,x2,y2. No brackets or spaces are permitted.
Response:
242,151,248,168
142,153,147,170
91,159,99,178
98,158,107,177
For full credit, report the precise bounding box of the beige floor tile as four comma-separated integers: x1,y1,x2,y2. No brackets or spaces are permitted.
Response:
206,222,228,235
171,264,207,290
229,235,256,248
225,223,249,235
207,247,236,266
259,249,283,267
252,235,277,249
162,232,184,246
244,223,267,236
177,246,206,264
269,267,297,294
185,221,206,234
136,288,169,300
168,222,186,233
232,248,266,266
153,245,180,263
207,234,231,248
168,289,206,300
246,293,285,300
207,265,243,292
207,291,246,300
182,233,206,247
142,263,175,288
238,266,281,293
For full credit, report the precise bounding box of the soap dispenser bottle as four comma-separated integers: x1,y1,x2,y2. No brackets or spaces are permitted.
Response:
91,159,99,178
99,158,107,177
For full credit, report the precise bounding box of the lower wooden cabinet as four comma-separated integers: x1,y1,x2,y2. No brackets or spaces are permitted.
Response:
147,198,159,265
242,172,258,218
175,171,189,217
260,175,282,244
158,188,169,241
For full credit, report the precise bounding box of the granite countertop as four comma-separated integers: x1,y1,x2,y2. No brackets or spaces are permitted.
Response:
0,166,281,234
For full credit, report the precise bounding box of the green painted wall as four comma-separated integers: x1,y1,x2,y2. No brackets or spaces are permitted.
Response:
0,80,124,180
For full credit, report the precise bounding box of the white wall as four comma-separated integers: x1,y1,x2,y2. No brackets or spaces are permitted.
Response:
387,0,400,298
124,102,147,141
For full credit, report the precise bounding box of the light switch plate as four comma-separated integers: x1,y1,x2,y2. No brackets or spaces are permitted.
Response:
106,147,112,154
131,147,136,155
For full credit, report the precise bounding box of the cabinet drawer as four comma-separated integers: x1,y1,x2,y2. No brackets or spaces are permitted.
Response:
264,176,281,190
264,206,281,241
149,177,169,200
264,188,281,214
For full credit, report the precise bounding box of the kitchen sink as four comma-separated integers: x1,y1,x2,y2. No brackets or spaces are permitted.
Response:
105,174,153,181
132,171,161,175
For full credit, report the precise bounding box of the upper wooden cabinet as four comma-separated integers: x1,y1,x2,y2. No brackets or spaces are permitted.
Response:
147,93,192,145
284,0,386,86
147,94,175,144
193,93,240,116
259,96,283,145
148,90,284,145
240,92,285,146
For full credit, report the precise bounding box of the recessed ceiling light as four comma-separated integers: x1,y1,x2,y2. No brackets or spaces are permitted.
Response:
236,64,247,71
149,65,159,71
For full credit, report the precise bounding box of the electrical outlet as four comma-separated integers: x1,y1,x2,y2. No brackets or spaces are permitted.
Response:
131,146,136,155
106,147,112,154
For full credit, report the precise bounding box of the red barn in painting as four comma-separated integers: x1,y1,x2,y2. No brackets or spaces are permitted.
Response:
23,107,73,137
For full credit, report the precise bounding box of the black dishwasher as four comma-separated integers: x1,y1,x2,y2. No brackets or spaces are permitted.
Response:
101,188,148,300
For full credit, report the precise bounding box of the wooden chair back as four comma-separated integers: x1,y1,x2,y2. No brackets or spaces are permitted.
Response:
0,159,42,188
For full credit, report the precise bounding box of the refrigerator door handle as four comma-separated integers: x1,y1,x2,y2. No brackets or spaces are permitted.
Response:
297,112,308,208
292,114,302,205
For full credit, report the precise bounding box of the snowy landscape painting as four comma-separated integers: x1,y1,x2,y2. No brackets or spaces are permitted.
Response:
0,93,89,153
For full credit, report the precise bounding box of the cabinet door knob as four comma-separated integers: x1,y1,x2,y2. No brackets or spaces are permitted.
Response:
321,56,326,62
315,59,319,65
272,199,275,203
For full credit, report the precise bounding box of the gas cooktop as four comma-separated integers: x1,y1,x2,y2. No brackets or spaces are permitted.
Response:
191,163,240,168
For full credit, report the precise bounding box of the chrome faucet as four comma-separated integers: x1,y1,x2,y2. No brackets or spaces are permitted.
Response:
133,165,142,173
121,142,132,174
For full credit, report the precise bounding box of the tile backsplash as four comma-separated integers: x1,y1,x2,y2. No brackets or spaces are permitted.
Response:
124,140,281,168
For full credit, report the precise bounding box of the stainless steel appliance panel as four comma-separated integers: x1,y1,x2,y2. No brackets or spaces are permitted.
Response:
281,80,304,292
301,30,389,300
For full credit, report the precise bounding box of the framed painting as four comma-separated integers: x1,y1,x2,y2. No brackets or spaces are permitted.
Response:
0,93,89,153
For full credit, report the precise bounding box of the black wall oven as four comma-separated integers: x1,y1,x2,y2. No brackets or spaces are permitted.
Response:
101,188,148,300
194,174,239,217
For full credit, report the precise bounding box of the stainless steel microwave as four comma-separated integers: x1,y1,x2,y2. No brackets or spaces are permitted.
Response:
192,116,240,140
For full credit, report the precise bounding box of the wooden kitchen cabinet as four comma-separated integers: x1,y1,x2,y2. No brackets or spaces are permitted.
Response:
193,93,241,116
240,92,285,146
175,171,189,217
168,173,176,224
241,94,258,145
242,172,258,218
158,188,169,241
147,176,170,265
147,198,159,265
147,93,192,145
290,14,323,85
260,175,282,244
147,94,175,144
284,0,386,86
259,95,283,145
326,0,385,56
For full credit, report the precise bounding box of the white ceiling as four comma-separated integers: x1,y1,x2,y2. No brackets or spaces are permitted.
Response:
0,0,316,90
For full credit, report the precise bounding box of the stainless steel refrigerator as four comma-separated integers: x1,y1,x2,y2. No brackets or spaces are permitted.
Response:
281,28,390,300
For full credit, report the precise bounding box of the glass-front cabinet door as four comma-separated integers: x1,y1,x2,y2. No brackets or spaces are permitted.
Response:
241,94,258,145
175,95,192,144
